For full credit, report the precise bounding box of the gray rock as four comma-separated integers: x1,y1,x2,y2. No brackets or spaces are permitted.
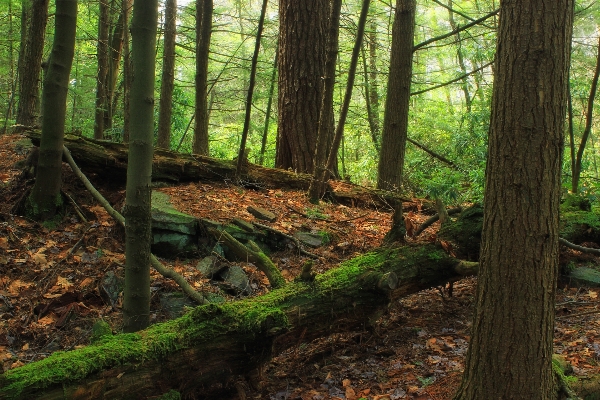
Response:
152,230,197,258
295,232,325,248
196,256,225,278
100,271,123,306
247,206,277,222
219,265,252,295
152,192,198,235
569,267,600,287
159,292,197,319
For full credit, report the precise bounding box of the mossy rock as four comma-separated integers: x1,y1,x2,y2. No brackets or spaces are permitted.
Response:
438,204,483,261
569,267,600,287
561,193,592,212
560,211,600,245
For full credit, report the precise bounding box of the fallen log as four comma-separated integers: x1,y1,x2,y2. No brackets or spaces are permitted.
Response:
24,130,411,209
0,244,477,399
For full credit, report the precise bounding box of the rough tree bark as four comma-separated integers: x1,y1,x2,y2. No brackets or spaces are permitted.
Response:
275,0,328,173
192,0,213,155
15,0,49,128
156,0,177,149
27,0,77,220
453,0,574,398
376,0,416,191
123,0,158,333
94,0,110,139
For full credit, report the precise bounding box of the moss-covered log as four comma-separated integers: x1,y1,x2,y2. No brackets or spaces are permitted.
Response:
25,131,408,209
0,244,474,399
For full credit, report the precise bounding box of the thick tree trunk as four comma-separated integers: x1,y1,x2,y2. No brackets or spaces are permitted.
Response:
275,0,328,173
26,131,414,210
156,0,177,149
15,0,49,128
192,0,213,155
376,0,415,191
123,0,158,333
453,0,574,398
0,244,475,399
27,0,77,220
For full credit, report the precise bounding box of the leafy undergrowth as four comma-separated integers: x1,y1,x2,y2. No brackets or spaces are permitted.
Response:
0,133,599,400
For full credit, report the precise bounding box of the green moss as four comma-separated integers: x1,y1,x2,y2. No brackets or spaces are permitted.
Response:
560,211,600,244
90,320,112,344
562,194,592,212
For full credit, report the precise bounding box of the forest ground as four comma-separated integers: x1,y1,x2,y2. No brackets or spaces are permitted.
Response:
0,133,599,400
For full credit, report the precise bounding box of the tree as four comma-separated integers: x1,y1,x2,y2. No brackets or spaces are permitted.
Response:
192,0,213,155
157,0,177,149
28,0,77,220
123,0,158,333
376,0,416,192
454,0,574,398
15,0,49,128
94,0,109,139
275,0,328,173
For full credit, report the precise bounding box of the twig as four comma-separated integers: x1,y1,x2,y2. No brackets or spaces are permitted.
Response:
62,145,208,305
252,221,319,259
556,309,600,320
61,190,88,223
559,237,600,255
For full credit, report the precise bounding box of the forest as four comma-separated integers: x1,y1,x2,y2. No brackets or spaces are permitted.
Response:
0,0,598,399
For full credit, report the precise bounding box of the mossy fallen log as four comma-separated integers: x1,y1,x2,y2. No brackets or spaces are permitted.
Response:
24,131,407,209
0,244,475,399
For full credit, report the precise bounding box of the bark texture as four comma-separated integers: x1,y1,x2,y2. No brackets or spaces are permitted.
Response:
157,0,177,149
94,0,110,139
15,0,49,127
275,0,328,173
454,1,574,398
28,0,77,220
123,0,158,333
192,0,213,155
376,0,415,191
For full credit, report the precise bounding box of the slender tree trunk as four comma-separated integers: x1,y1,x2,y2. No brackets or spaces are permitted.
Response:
376,0,416,191
157,0,177,149
275,0,328,173
454,0,573,398
104,0,131,130
235,0,268,178
572,35,600,194
28,0,77,220
192,0,213,155
368,23,381,142
447,0,472,113
94,0,110,139
568,80,575,187
123,0,158,333
16,0,49,128
122,0,131,143
259,46,278,166
307,0,342,203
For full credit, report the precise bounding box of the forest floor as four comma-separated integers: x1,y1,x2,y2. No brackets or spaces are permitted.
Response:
0,133,599,400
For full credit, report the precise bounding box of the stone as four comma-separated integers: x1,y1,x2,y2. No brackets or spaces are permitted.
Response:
152,192,198,236
295,232,325,248
219,265,252,295
247,206,277,222
196,256,225,278
569,267,600,287
99,271,123,306
159,292,197,319
232,218,255,232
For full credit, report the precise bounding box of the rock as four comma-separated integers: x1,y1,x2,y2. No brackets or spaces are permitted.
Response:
295,232,325,248
159,292,197,319
232,218,255,232
569,267,600,287
247,206,277,222
151,191,199,258
99,271,123,306
219,265,252,295
196,256,225,278
90,320,112,344
152,230,197,258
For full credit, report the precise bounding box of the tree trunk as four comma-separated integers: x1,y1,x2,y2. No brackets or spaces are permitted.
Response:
94,0,110,140
0,244,475,399
275,0,328,173
454,0,574,398
27,0,77,220
156,0,177,149
121,0,131,143
308,0,342,203
123,0,158,333
192,0,213,155
259,46,278,166
376,0,416,191
236,0,268,178
15,0,49,128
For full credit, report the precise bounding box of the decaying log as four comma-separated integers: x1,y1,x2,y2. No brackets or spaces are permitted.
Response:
0,244,477,399
25,131,409,209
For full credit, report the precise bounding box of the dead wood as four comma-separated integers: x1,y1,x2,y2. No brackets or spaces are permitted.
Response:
0,244,477,399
